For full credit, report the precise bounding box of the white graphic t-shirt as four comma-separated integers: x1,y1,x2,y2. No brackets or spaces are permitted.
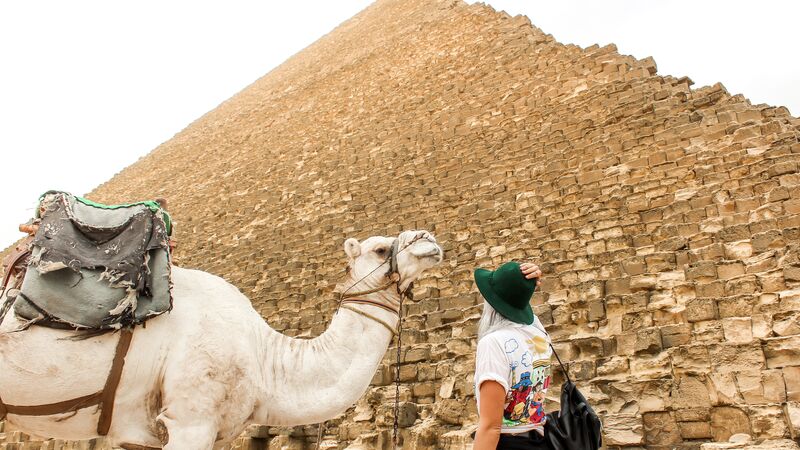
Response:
474,318,552,435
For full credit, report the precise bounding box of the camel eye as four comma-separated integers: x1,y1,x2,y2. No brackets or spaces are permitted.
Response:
375,247,387,255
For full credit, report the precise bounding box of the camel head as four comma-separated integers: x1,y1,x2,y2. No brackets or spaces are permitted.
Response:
343,230,443,295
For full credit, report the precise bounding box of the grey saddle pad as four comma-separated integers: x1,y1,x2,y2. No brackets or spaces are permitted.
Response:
16,192,173,330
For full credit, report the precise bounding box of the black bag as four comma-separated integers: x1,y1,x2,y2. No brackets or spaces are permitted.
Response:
543,346,602,450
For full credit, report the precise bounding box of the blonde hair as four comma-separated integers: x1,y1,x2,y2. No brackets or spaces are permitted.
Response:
477,300,517,340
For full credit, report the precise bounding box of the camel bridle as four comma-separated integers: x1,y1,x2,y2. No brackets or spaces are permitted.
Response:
337,233,429,327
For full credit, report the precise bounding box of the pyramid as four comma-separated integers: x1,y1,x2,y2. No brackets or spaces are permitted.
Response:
3,0,800,448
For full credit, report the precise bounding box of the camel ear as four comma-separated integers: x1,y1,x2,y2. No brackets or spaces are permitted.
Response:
344,238,361,259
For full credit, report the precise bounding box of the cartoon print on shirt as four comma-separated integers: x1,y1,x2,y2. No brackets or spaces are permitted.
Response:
504,371,533,420
509,361,518,386
502,342,552,427
520,351,532,368
504,338,519,354
511,402,527,421
528,382,546,423
505,339,521,395
475,323,553,432
528,335,549,354
530,360,552,390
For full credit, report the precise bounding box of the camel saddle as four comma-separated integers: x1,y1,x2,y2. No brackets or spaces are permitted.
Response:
13,191,173,330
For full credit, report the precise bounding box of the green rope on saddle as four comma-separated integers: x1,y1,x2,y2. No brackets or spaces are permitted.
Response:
36,191,173,235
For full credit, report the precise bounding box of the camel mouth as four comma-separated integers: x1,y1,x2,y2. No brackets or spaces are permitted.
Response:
416,247,444,262
425,249,444,260
399,231,443,265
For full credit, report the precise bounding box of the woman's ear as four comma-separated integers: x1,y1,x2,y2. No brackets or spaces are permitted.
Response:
344,238,361,259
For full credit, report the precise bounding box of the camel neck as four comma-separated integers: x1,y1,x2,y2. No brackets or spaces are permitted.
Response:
254,296,398,426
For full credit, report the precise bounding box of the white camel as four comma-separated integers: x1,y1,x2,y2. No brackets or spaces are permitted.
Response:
0,230,443,449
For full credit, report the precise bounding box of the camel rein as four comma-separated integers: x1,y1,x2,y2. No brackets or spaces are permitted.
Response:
316,234,427,450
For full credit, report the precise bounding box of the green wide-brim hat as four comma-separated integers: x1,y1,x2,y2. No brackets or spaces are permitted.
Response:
474,261,537,325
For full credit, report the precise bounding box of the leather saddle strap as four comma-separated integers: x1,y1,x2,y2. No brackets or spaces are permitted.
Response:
1,248,31,299
97,327,134,435
0,327,134,435
2,391,102,417
120,445,161,450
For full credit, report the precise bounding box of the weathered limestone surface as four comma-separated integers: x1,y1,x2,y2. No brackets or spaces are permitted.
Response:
2,0,799,448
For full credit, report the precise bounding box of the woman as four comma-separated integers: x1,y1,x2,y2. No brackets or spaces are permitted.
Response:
473,261,550,450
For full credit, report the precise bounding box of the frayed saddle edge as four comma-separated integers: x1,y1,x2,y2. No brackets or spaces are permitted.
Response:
98,269,136,291
6,315,44,333
107,289,138,317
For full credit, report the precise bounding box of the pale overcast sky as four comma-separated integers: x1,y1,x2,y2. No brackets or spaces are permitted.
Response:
1,1,797,249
